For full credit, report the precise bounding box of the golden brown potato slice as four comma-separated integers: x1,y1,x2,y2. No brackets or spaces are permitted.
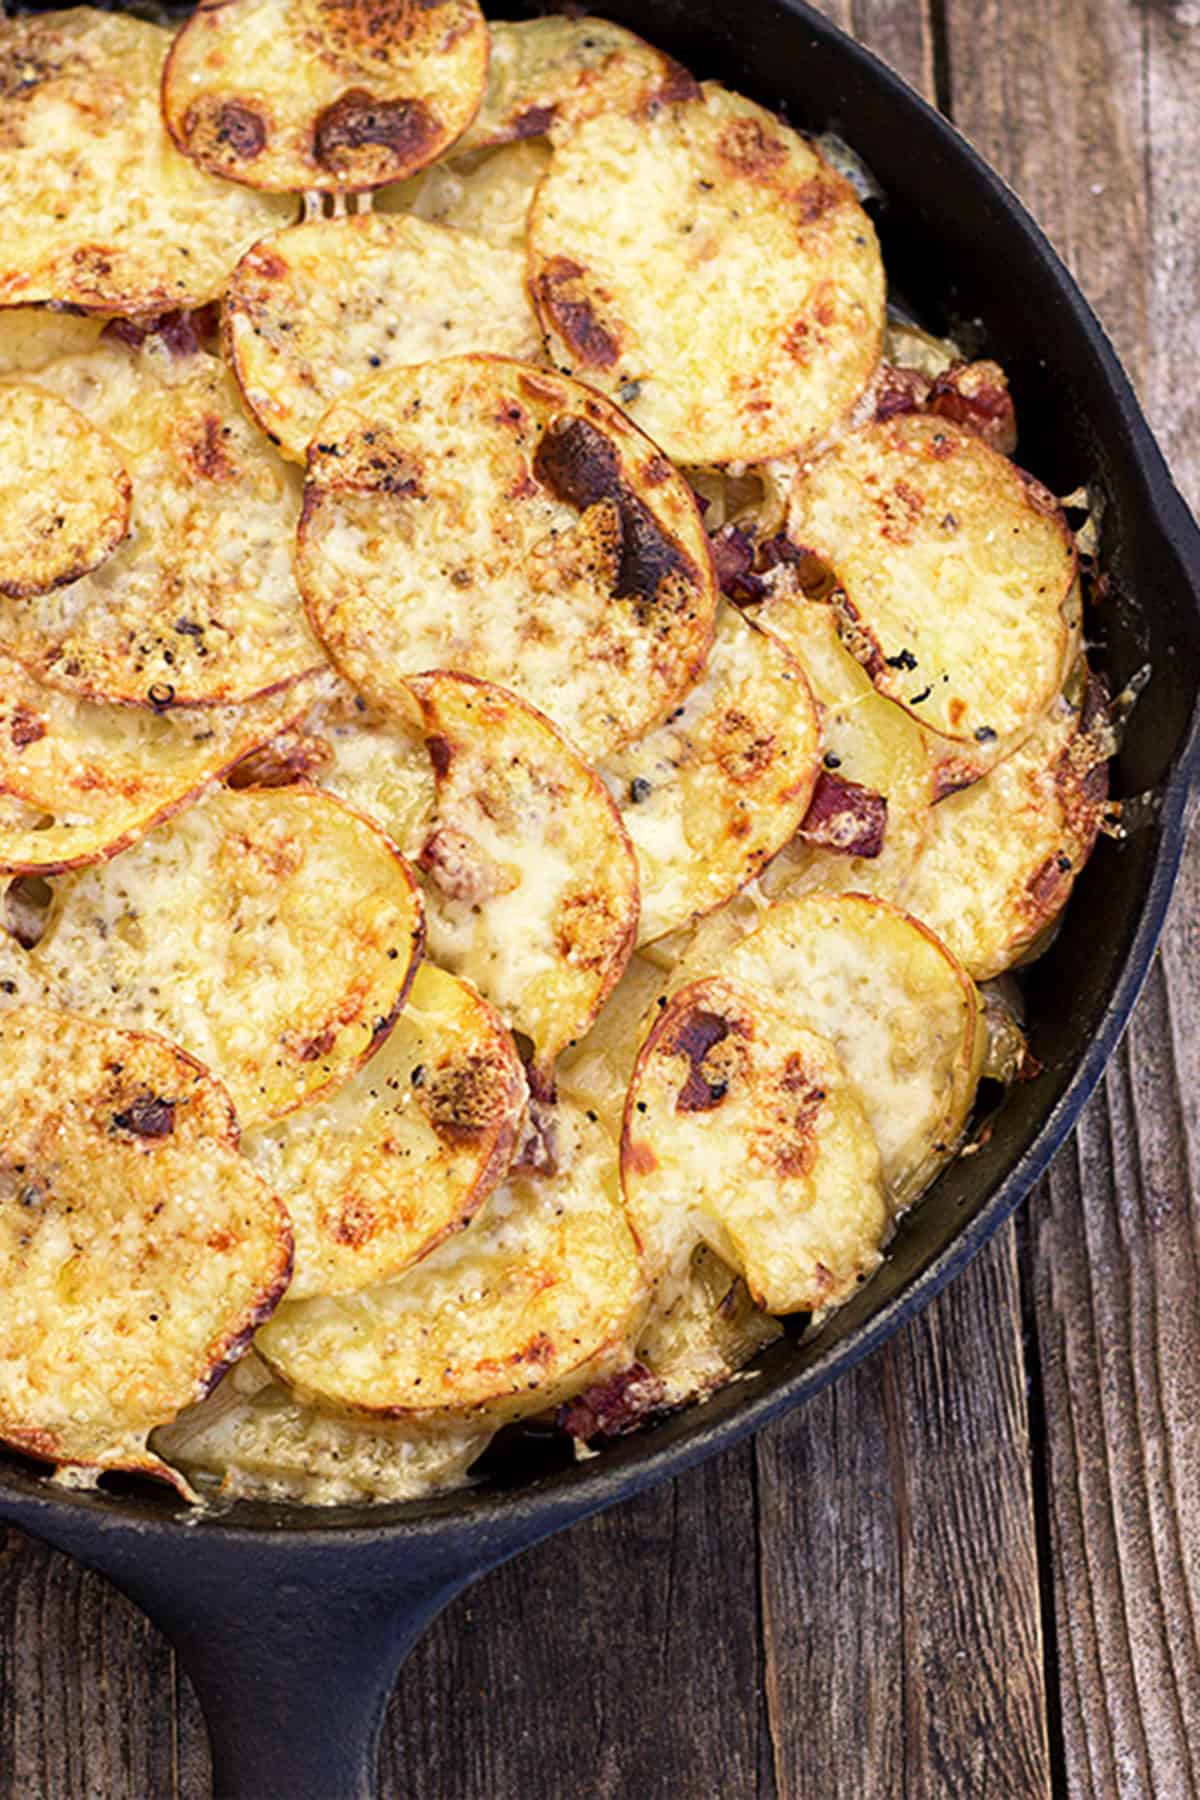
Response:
622,976,888,1314
902,668,1110,979
457,15,691,153
787,414,1080,747
602,605,820,943
1,339,322,706
528,84,884,465
244,962,526,1300
376,140,551,250
30,787,424,1126
162,0,488,194
756,583,936,900
0,658,324,876
0,1007,291,1491
681,892,985,1209
257,1099,646,1422
0,385,130,599
224,214,542,463
407,672,639,1085
297,356,717,758
153,1353,491,1504
0,11,293,315
0,309,105,375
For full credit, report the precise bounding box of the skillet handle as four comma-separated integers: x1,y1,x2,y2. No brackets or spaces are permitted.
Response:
147,1556,472,1800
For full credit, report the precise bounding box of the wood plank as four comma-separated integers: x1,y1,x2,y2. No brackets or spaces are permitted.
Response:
946,2,1200,1792
756,1228,1051,1799
382,1446,765,1799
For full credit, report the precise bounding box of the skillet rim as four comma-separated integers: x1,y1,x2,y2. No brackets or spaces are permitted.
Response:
2,0,1200,1554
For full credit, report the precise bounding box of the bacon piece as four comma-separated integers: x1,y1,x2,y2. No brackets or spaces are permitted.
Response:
709,523,765,602
557,1363,667,1441
927,360,1017,455
874,361,931,420
794,768,887,857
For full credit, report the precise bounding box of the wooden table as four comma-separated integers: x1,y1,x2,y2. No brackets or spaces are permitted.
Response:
3,3,1199,1793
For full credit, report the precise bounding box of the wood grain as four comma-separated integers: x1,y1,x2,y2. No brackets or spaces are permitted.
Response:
947,2,1200,1793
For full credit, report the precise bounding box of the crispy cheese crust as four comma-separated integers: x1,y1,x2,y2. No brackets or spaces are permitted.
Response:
30,787,425,1126
1,339,323,706
162,0,489,193
0,10,294,315
603,605,820,943
681,892,985,1209
787,413,1080,746
456,15,690,153
408,671,639,1080
528,84,885,464
296,355,717,758
0,658,324,877
622,976,888,1314
0,384,130,599
224,213,542,463
0,1007,292,1490
244,962,526,1299
257,1100,646,1421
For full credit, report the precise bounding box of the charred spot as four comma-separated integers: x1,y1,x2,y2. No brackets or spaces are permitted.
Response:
512,1332,555,1369
9,706,45,750
360,444,424,497
533,258,620,370
295,1025,337,1063
795,769,887,858
716,116,788,178
717,707,776,782
623,1138,658,1176
557,1363,668,1441
420,1053,508,1144
931,759,981,802
425,733,453,777
249,246,289,284
534,415,696,608
185,414,235,484
214,99,267,160
648,55,701,108
313,90,437,171
111,1094,176,1140
791,178,840,224
661,1006,736,1113
875,362,932,421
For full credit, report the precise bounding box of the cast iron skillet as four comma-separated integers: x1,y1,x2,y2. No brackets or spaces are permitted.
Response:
3,2,1200,1794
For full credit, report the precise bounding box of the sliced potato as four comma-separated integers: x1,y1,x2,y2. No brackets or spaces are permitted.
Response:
0,385,130,599
1,339,322,706
0,11,293,315
0,309,105,376
787,414,1080,746
163,0,488,193
257,1099,646,1421
0,1006,291,1489
31,787,424,1126
681,892,985,1208
231,674,436,858
225,214,542,463
602,605,820,942
456,15,692,153
557,950,669,1136
756,582,935,899
0,658,323,877
153,1354,490,1505
622,976,888,1314
375,140,551,251
902,668,1110,979
635,1242,783,1408
244,962,526,1300
408,672,639,1081
528,84,884,464
297,355,717,758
